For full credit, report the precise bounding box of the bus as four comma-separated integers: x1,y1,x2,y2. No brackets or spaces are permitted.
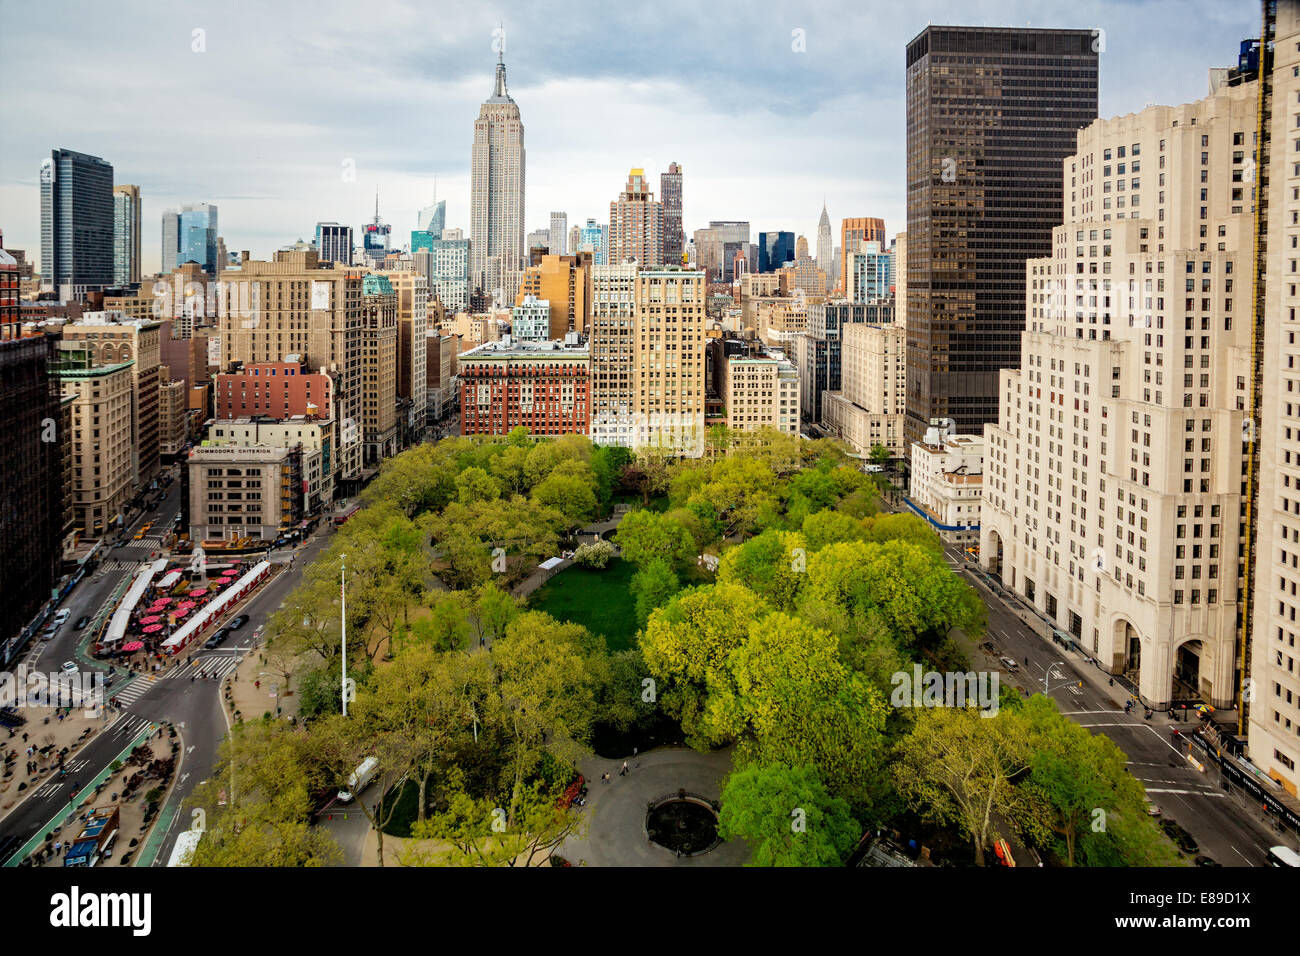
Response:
1267,845,1300,867
166,829,203,867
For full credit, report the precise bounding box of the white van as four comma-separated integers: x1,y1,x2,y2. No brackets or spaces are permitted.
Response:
337,756,379,803
864,464,885,473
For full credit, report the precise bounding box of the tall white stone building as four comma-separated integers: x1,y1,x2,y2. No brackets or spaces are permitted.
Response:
980,77,1257,711
470,53,526,306
822,319,908,457
590,262,638,447
1251,0,1300,798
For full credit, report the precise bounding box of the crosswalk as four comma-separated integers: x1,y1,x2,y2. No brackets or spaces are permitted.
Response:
110,675,156,708
166,652,241,682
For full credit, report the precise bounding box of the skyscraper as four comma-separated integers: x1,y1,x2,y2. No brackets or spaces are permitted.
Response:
549,211,568,255
113,184,141,287
633,268,705,455
470,51,526,302
816,202,833,279
363,193,390,266
609,169,665,267
757,231,795,273
579,219,608,265
179,202,219,273
161,208,180,273
904,25,1098,447
315,222,353,264
40,148,114,297
839,217,885,294
0,334,63,644
661,162,684,265
418,198,446,239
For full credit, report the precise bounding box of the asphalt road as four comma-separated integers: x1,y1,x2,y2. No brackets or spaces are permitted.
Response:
944,543,1280,867
0,470,339,867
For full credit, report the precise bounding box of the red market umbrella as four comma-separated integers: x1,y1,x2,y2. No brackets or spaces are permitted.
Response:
189,589,207,597
122,640,145,650
140,625,162,635
140,615,161,624
178,600,196,609
174,608,190,619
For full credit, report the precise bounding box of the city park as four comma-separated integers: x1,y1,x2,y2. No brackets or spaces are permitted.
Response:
183,427,1181,867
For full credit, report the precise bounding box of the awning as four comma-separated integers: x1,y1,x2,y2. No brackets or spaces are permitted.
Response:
162,560,271,653
103,564,161,645
538,557,564,571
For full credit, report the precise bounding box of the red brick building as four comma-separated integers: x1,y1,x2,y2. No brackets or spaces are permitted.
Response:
214,361,334,421
459,340,590,437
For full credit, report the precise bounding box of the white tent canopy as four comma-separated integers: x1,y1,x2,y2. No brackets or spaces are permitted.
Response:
103,559,167,646
162,560,271,653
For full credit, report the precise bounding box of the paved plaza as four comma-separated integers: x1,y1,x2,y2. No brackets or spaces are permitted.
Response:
559,746,749,867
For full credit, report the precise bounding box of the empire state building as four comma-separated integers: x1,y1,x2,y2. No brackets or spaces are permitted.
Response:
470,52,525,306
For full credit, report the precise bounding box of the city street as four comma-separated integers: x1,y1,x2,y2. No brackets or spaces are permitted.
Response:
0,472,339,867
943,543,1282,867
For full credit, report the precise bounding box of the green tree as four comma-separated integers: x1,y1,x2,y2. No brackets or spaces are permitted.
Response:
456,466,501,504
631,557,681,627
716,529,808,611
474,581,519,646
531,470,598,528
892,706,1030,866
718,763,860,867
615,509,695,571
869,443,891,466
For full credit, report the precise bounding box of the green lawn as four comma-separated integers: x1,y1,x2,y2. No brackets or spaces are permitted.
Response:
529,557,640,651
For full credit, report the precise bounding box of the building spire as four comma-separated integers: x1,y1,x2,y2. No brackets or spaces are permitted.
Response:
374,186,379,222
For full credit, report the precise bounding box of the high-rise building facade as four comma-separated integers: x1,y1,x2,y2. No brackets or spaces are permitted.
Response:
470,54,526,302
1251,0,1300,798
53,342,135,536
823,318,908,457
0,334,64,644
693,221,750,282
905,26,1099,447
217,250,367,490
579,219,608,265
661,162,684,265
378,270,429,436
431,237,470,313
849,241,892,304
360,273,399,463
511,295,552,342
980,79,1255,711
757,231,795,273
838,217,885,295
516,254,589,339
632,268,705,455
315,222,353,264
722,354,799,436
549,212,568,256
161,208,180,274
418,199,446,239
179,202,219,273
816,203,833,279
113,185,141,287
609,169,665,267
40,148,114,298
589,262,638,447
62,312,162,486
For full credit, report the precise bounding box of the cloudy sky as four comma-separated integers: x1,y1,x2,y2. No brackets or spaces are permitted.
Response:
0,0,1258,275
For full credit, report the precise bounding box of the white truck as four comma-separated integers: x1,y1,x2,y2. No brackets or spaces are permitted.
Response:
166,829,202,867
337,756,379,803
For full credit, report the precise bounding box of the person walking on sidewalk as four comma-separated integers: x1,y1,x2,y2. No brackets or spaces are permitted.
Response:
619,761,628,776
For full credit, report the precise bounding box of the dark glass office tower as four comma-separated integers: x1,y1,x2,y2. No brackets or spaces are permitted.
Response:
904,26,1097,447
0,335,63,649
758,231,795,273
40,148,114,297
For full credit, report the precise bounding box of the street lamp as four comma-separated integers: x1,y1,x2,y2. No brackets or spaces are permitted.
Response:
1042,661,1077,696
340,554,348,717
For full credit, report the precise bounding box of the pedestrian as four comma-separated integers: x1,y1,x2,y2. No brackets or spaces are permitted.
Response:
620,761,628,776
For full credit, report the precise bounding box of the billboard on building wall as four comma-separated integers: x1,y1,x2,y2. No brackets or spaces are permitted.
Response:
310,281,330,311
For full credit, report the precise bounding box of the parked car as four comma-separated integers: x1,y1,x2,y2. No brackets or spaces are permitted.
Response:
40,624,58,640
60,661,78,674
1144,801,1161,816
74,615,91,631
228,615,249,630
1158,818,1199,854
53,609,71,625
203,628,230,649
999,656,1020,673
1194,855,1222,867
